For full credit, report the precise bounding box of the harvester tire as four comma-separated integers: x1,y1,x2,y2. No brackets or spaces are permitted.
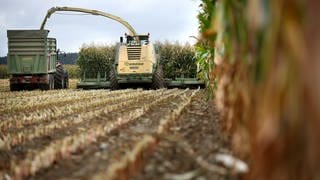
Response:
54,66,64,89
152,65,165,89
109,68,119,90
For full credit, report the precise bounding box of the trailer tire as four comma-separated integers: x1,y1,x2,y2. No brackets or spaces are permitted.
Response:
40,74,54,90
54,66,64,89
109,68,119,90
152,65,165,89
10,84,20,91
50,74,55,90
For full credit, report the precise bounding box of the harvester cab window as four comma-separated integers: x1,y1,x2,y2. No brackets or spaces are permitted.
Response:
126,35,134,44
126,35,149,46
138,35,149,45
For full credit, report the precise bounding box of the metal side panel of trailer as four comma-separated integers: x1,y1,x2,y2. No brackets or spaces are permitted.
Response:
7,30,57,75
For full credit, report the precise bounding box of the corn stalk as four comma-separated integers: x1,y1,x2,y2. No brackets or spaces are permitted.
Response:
197,0,320,179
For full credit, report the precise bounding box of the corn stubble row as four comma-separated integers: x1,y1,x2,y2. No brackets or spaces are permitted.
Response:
0,88,59,99
0,89,177,150
95,89,199,180
0,79,9,92
0,89,135,132
0,89,187,179
1,89,114,113
197,0,320,179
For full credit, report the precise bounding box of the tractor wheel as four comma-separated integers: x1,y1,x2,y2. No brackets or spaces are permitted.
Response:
109,68,119,90
54,66,64,89
152,65,165,89
64,71,69,89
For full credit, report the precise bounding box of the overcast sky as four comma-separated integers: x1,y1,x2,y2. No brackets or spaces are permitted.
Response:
0,0,200,56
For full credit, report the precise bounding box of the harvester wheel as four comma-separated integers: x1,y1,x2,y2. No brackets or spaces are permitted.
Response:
152,65,165,89
54,66,64,89
109,68,119,90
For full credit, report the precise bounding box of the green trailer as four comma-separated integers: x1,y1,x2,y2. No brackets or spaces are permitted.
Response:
7,30,68,91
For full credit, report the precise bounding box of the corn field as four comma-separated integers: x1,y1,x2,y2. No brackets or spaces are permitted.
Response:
156,41,198,79
197,0,320,179
78,42,198,80
77,43,115,79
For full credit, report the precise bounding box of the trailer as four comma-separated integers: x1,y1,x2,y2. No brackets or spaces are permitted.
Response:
7,30,68,91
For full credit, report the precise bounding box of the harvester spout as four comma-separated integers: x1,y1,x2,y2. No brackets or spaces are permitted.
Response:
40,6,137,36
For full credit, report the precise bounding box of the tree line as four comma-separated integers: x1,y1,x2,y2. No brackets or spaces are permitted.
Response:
0,52,79,65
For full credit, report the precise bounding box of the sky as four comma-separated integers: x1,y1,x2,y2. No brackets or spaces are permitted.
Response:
0,0,201,56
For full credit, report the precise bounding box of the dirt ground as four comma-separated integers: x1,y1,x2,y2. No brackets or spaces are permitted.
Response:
0,89,237,179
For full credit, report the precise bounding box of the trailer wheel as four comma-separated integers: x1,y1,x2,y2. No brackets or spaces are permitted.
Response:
109,68,119,90
40,74,53,90
152,65,165,89
10,84,20,91
54,66,64,89
50,74,55,90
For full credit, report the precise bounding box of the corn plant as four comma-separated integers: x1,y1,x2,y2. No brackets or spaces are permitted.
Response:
77,43,115,79
156,41,198,79
197,0,320,179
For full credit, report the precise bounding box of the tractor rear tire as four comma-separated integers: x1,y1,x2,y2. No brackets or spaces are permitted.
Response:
109,68,119,90
64,71,69,89
152,65,165,89
54,66,64,89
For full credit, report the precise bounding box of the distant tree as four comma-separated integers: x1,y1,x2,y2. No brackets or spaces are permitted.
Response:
58,53,79,64
0,56,7,65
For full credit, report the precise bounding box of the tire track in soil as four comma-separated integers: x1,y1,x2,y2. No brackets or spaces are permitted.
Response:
29,90,192,180
0,89,174,175
133,91,233,180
